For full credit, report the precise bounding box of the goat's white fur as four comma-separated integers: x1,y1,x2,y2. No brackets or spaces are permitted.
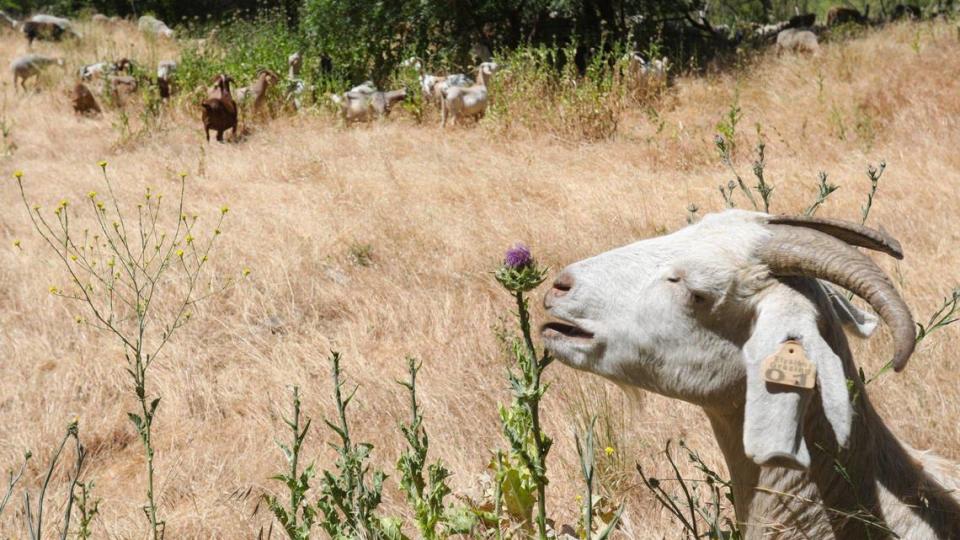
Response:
137,15,174,39
543,209,960,538
440,62,497,127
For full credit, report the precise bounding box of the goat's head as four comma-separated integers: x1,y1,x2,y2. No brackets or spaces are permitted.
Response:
542,209,914,468
210,73,233,92
115,58,132,73
478,62,498,77
256,68,280,85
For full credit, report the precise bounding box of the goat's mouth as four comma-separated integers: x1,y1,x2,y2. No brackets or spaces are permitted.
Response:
541,320,595,341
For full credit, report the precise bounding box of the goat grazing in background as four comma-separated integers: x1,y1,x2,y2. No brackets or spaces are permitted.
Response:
71,82,100,116
22,14,77,46
330,83,407,123
201,74,237,142
827,5,868,26
138,15,174,38
11,53,64,92
777,28,820,55
157,60,177,99
542,210,960,538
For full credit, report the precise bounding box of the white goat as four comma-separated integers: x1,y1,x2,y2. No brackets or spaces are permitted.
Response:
79,61,113,81
288,51,302,79
330,83,406,123
777,28,820,55
284,52,306,111
542,210,960,538
138,15,174,38
626,53,669,85
402,57,473,105
157,60,177,99
11,53,64,92
440,62,497,127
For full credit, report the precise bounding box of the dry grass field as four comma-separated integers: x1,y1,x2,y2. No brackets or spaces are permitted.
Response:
0,17,958,539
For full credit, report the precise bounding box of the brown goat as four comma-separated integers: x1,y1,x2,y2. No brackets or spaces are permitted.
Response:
827,5,867,26
201,74,237,142
108,75,138,106
71,82,100,115
236,69,280,119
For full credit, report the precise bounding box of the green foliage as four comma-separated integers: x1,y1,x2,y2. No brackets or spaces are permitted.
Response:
178,9,304,93
397,358,457,540
348,242,374,267
715,93,742,158
266,386,317,540
73,481,101,540
489,42,626,141
868,286,960,384
915,288,960,344
859,161,885,225
495,249,553,539
715,136,771,212
804,171,840,216
316,352,391,540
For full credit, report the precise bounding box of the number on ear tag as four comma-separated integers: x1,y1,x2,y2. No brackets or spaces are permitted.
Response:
761,340,816,389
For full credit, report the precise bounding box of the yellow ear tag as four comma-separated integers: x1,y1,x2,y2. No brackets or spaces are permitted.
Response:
761,340,816,389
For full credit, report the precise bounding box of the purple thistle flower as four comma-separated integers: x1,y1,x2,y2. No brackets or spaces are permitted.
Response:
504,243,533,269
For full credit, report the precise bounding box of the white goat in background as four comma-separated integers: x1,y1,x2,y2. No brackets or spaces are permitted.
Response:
440,61,497,127
626,53,669,86
401,57,474,105
542,210,960,539
11,53,63,92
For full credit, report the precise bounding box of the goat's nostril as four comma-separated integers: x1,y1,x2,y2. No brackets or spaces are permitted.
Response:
552,272,575,296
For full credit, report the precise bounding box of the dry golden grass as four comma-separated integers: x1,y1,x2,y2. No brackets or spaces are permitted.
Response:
0,18,958,539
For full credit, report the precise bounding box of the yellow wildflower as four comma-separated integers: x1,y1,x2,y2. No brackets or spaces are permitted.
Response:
604,446,614,457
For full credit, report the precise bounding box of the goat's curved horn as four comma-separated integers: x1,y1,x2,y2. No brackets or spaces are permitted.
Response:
758,224,915,372
767,214,903,259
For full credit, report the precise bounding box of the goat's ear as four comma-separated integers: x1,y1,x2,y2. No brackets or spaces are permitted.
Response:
742,285,853,469
818,281,878,338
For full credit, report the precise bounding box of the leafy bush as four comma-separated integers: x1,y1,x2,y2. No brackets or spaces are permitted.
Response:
489,42,628,141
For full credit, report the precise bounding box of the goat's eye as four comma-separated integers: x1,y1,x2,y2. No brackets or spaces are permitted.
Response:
667,276,681,283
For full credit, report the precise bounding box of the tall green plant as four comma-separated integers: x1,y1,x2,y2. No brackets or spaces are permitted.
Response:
265,386,316,540
397,358,454,539
494,243,552,539
316,352,396,540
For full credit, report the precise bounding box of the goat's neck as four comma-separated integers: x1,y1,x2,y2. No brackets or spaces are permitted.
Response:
704,373,960,538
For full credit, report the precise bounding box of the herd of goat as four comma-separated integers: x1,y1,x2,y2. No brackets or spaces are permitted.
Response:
0,3,940,142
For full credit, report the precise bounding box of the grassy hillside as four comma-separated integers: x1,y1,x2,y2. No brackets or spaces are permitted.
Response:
0,17,958,538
